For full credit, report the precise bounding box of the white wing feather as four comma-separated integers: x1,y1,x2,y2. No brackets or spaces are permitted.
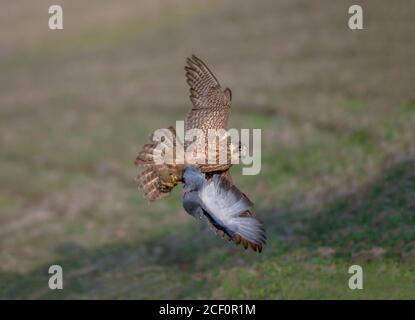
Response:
199,175,264,244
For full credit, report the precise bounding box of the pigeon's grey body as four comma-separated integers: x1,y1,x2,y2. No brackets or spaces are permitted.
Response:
183,166,266,249
183,191,204,221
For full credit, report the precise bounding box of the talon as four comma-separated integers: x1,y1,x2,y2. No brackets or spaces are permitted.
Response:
171,174,180,183
161,181,177,188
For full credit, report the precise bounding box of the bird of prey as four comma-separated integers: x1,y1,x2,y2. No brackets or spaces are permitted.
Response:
135,55,265,252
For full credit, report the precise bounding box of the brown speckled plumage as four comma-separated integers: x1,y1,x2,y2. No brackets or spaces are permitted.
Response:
135,55,264,252
184,55,231,134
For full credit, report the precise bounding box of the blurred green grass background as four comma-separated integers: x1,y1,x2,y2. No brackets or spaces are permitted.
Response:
0,0,414,299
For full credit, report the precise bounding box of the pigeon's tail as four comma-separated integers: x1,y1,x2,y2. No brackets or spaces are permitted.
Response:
200,175,266,252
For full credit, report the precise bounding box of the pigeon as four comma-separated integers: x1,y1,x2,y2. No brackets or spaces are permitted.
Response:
182,166,266,252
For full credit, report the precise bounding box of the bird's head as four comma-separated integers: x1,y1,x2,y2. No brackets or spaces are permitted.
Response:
183,166,205,194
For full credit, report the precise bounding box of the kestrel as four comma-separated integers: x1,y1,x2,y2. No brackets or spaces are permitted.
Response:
135,55,265,252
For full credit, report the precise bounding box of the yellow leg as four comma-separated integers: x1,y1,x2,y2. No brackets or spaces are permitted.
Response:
171,174,181,183
160,173,181,188
161,181,177,188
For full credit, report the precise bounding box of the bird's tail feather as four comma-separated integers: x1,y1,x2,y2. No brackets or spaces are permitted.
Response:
135,164,170,201
135,126,183,201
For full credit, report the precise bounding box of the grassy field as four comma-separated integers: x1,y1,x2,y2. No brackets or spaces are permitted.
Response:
1,0,414,299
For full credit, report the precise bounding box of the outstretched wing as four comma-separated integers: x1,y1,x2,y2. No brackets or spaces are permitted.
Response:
198,174,266,252
184,55,232,132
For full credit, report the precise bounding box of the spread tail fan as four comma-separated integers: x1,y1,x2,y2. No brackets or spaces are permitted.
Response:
135,126,184,201
135,164,170,201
